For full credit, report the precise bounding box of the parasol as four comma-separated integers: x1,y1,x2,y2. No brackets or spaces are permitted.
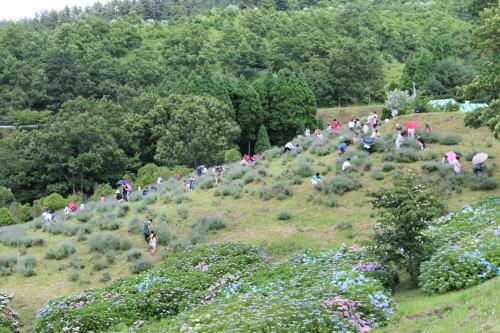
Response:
405,120,419,129
472,153,488,165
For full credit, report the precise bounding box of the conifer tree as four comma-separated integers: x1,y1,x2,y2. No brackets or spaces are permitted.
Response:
255,125,271,154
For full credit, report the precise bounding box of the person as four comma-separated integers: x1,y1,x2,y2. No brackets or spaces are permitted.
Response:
284,141,296,153
342,158,352,173
425,124,432,133
416,135,426,150
79,203,85,210
473,162,483,174
311,172,322,187
100,196,106,204
157,175,164,185
251,154,258,162
215,165,224,184
395,123,402,132
304,128,311,137
116,192,124,202
452,156,461,174
367,112,373,125
372,114,378,128
442,154,450,165
188,172,195,191
175,172,182,181
122,184,128,201
63,206,71,220
362,123,369,134
147,231,158,256
348,119,355,131
143,218,152,243
331,119,341,132
142,186,149,196
395,131,404,150
196,165,205,176
407,127,415,139
355,119,361,132
314,128,323,139
391,107,398,118
371,129,381,139
338,142,348,155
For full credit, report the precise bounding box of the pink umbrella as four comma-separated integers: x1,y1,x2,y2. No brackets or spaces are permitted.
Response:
68,202,78,212
446,151,457,162
405,121,419,129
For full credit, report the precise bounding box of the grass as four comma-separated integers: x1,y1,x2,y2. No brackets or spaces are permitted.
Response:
376,278,499,333
0,111,499,331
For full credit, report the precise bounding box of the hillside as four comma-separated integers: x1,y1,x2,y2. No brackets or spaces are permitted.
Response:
1,111,499,331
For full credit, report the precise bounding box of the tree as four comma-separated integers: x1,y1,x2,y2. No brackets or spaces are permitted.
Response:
370,172,446,284
0,186,14,207
384,89,413,115
401,49,435,89
0,207,14,226
153,94,240,167
255,125,271,154
464,100,500,138
423,58,474,98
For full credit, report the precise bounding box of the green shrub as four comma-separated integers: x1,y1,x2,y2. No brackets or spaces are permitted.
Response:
289,176,304,185
371,170,384,181
214,183,242,199
92,216,120,231
99,272,112,282
91,255,110,271
335,221,353,231
277,209,292,220
309,139,335,156
176,207,189,220
68,270,80,282
337,150,372,172
129,257,154,274
383,148,419,163
421,161,444,173
136,163,160,187
242,172,257,184
419,150,437,161
0,225,45,248
75,209,92,222
45,242,76,260
382,163,396,172
294,157,313,177
258,186,272,201
322,195,339,208
88,233,132,253
0,254,17,276
192,216,226,232
224,149,241,164
437,133,461,145
91,183,115,201
401,138,421,150
127,216,142,234
173,194,191,204
126,248,143,262
261,147,282,161
468,175,497,191
18,255,37,277
156,221,175,246
271,182,293,200
41,193,67,211
0,208,14,226
318,176,362,195
68,256,85,270
198,176,215,190
0,186,14,207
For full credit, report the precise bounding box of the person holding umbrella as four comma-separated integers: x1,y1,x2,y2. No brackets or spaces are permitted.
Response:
405,120,419,138
472,153,488,174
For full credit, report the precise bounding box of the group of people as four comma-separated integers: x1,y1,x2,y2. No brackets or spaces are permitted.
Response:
240,154,258,166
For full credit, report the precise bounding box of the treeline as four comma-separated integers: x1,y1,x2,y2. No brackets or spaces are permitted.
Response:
0,0,496,203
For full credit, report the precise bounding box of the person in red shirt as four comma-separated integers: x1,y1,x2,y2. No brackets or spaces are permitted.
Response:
331,119,341,132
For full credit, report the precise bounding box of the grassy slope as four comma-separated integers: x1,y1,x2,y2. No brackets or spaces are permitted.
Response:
1,110,499,332
376,278,499,333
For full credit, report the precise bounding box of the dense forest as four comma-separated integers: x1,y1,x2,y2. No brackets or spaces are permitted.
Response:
0,0,498,204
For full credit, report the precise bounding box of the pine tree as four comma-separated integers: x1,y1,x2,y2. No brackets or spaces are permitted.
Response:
255,125,271,154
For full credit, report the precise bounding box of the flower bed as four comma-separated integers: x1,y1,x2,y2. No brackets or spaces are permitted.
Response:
419,197,499,294
0,292,20,333
34,243,266,333
135,246,396,332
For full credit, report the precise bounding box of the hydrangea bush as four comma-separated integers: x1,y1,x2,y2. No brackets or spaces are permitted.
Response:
0,292,20,333
419,197,499,294
34,243,266,333
134,246,395,332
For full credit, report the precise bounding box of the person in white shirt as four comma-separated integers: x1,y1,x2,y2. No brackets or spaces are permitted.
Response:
157,176,164,184
284,141,295,153
395,131,404,150
362,123,369,133
342,158,352,173
452,157,461,173
348,119,355,131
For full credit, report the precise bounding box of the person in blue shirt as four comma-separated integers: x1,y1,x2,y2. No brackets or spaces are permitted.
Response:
338,142,347,155
311,172,322,187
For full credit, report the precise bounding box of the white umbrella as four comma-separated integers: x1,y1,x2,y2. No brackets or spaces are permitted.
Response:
472,153,488,165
